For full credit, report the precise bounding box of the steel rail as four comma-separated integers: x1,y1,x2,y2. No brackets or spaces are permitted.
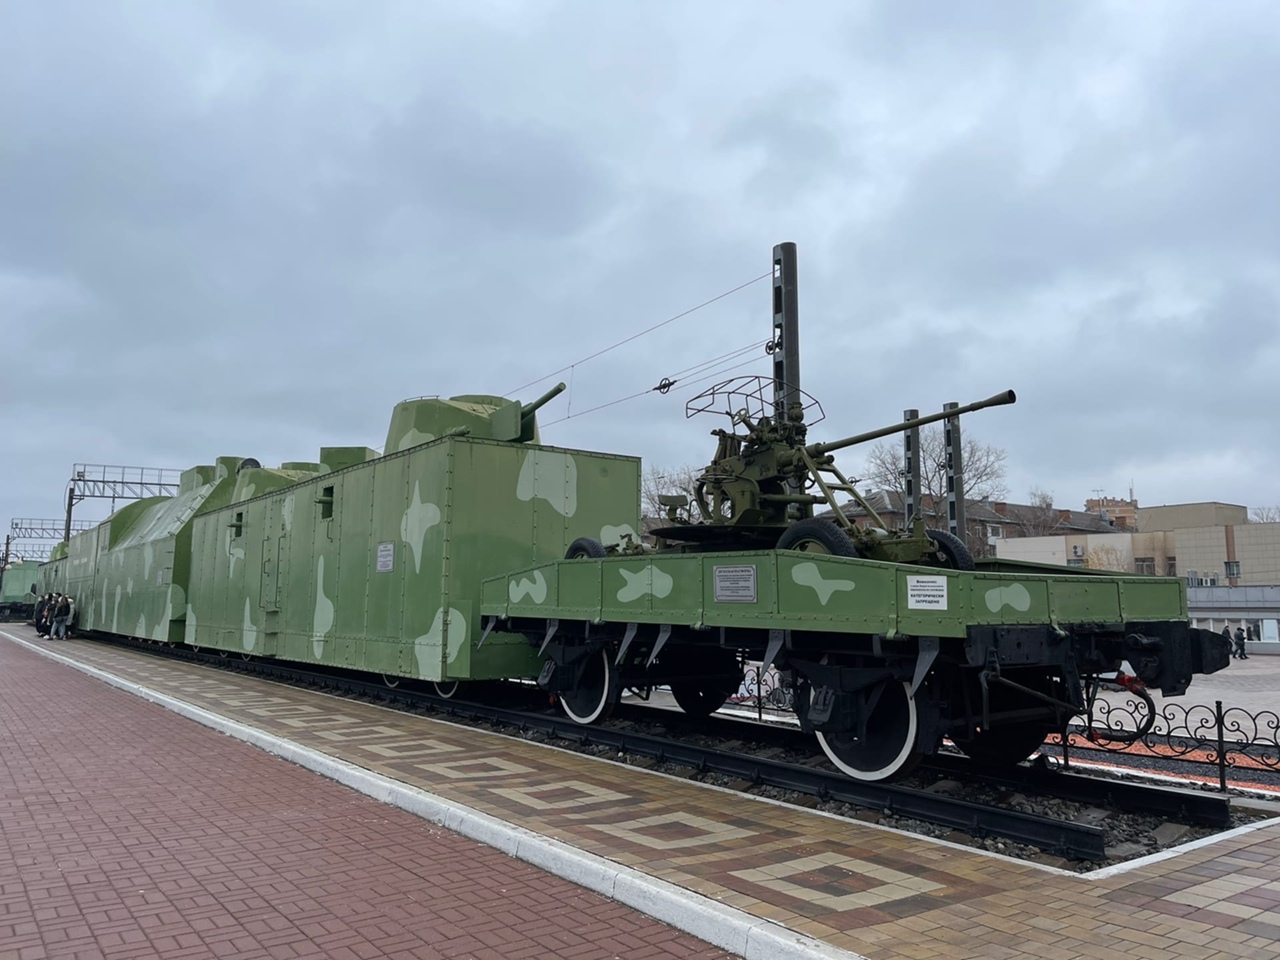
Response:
634,703,1234,829
97,637,1108,860
921,753,1232,828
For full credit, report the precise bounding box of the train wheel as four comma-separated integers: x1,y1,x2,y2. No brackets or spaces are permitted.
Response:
217,649,228,659
956,724,1053,767
814,679,923,782
669,650,743,719
433,680,460,699
670,680,733,719
560,648,619,724
382,674,400,688
240,652,252,661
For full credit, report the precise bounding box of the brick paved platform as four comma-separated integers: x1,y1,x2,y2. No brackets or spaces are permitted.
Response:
5,625,1280,960
0,629,738,960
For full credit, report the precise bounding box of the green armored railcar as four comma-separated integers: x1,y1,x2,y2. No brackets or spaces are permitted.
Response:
182,388,641,686
39,459,322,641
0,558,38,621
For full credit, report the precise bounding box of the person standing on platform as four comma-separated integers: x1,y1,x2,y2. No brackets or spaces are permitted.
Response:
51,594,70,640
1223,624,1236,659
1233,625,1248,660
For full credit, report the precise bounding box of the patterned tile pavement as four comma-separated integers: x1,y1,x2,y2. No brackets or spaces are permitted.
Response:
7,626,1280,960
0,629,737,960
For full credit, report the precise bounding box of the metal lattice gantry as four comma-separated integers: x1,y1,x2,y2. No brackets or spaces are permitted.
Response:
2,540,52,562
64,463,183,543
11,518,96,539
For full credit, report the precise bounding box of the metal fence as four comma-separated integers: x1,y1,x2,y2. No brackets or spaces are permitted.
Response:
1049,697,1280,792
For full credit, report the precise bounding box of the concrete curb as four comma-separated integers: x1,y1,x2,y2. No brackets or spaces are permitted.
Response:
1,631,866,960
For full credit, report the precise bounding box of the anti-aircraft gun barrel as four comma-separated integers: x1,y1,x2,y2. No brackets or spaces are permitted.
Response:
807,389,1017,458
518,381,567,435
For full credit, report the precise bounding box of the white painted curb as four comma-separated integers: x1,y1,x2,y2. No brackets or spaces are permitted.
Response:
1,631,866,960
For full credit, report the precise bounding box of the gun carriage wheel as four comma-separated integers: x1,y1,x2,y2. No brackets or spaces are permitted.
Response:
920,529,974,571
775,518,859,556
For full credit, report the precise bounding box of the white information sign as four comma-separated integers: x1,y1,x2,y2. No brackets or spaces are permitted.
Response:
376,541,395,573
906,575,948,611
714,564,758,603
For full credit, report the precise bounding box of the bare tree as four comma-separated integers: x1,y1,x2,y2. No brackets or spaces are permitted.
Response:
641,463,703,521
1250,505,1280,523
1085,545,1129,572
1022,487,1060,538
859,427,1009,525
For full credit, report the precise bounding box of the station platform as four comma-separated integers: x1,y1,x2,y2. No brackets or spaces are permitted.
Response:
4,625,1280,960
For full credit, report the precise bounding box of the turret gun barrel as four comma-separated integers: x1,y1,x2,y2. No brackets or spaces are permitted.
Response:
521,382,567,416
519,382,567,435
807,389,1016,458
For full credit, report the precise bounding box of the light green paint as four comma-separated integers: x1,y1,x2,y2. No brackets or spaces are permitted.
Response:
516,449,578,517
791,561,856,606
508,570,548,604
985,583,1032,613
400,481,442,574
618,564,674,602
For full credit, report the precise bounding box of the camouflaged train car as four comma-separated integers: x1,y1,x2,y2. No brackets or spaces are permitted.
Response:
32,242,1232,785
40,386,641,692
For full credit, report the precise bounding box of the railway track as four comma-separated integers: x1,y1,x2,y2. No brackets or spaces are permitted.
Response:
89,635,1235,862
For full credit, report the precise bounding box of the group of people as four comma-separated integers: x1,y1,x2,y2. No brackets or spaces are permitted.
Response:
1223,623,1250,660
34,593,74,640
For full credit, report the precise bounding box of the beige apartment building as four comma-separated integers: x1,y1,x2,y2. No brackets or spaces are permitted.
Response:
995,502,1280,587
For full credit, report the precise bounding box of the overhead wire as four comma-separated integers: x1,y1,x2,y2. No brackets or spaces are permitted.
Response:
538,341,772,428
507,271,771,396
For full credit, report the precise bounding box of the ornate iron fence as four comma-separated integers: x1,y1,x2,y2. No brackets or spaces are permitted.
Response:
730,664,795,720
1048,696,1280,791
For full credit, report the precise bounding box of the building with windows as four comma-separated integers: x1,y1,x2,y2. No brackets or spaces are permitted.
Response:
995,501,1280,588
819,492,1117,558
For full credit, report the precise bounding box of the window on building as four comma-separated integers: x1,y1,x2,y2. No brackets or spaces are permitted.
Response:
1134,557,1156,576
1067,558,1085,568
1166,557,1176,577
1225,560,1241,579
987,524,1003,538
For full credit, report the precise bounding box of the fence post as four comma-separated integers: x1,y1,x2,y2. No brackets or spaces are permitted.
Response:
1216,700,1227,792
756,665,763,722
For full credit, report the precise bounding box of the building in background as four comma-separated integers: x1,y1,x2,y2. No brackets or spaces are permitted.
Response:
995,501,1280,588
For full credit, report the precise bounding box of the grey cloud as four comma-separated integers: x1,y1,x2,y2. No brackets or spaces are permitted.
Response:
2,2,1279,535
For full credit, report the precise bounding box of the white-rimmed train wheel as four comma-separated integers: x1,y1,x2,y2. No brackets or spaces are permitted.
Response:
813,679,923,782
559,648,620,725
433,680,460,699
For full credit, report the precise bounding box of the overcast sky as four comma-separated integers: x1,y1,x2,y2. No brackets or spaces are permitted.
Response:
3,1,1278,549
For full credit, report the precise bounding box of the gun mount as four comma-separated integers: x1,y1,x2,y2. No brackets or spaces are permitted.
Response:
649,375,1017,565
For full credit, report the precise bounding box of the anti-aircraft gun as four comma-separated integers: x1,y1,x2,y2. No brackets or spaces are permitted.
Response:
649,378,1016,566
648,242,1016,568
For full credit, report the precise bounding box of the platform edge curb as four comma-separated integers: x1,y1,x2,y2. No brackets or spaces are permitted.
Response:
4,634,869,960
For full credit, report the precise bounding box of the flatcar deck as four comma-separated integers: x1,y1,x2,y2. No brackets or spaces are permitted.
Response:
5,625,1280,960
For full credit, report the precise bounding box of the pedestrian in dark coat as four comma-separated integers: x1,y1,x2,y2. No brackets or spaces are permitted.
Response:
1234,626,1248,660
